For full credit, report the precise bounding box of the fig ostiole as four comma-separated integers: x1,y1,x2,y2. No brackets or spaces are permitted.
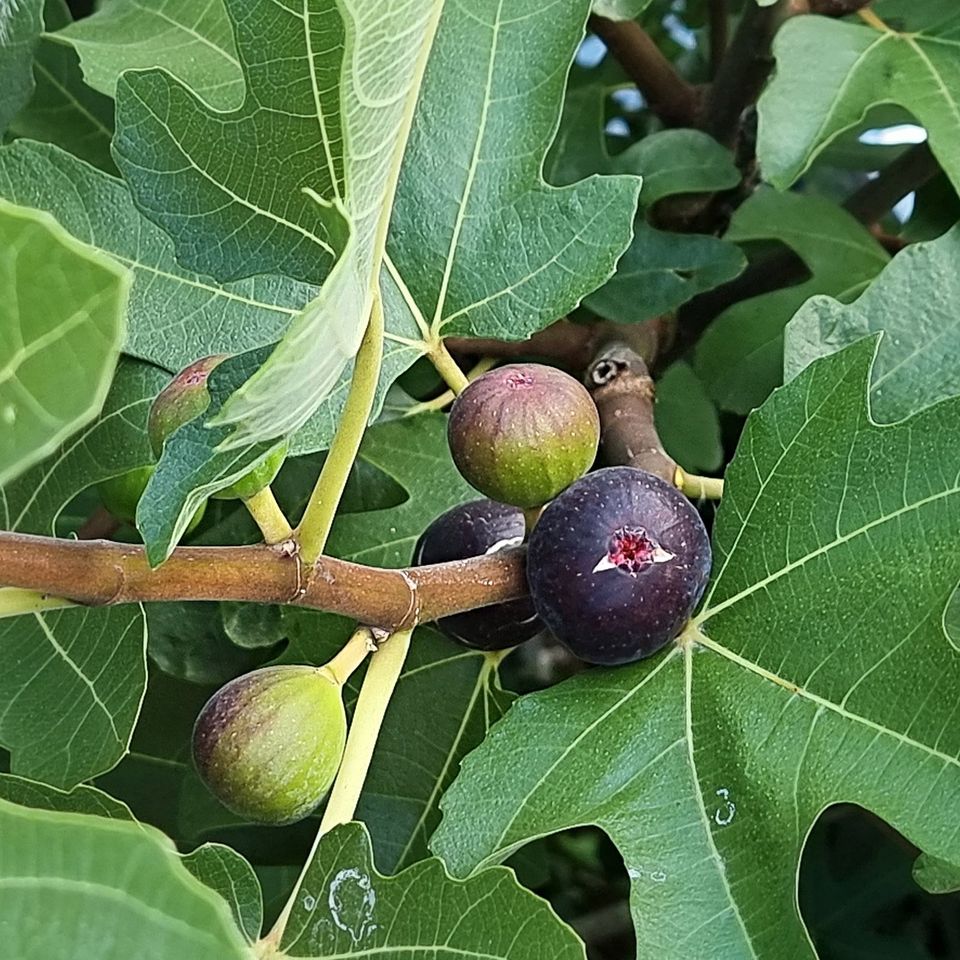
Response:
413,499,541,651
526,466,712,665
447,363,600,508
192,663,348,825
149,355,288,502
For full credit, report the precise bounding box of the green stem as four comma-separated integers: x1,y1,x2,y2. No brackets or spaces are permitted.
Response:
262,627,412,952
523,506,541,534
320,625,374,687
427,339,469,394
403,356,495,417
296,297,385,566
243,486,293,544
0,588,73,620
675,467,725,500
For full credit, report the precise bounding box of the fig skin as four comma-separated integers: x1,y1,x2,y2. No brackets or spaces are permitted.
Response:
149,355,287,501
413,499,541,651
527,466,712,665
447,363,599,508
193,664,347,825
97,465,206,533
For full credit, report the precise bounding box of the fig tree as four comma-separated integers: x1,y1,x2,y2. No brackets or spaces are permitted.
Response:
413,499,541,650
149,355,287,500
192,664,347,825
447,363,599,508
526,466,711,665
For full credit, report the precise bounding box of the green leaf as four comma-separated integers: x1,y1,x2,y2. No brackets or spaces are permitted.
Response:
0,798,253,959
385,0,641,345
0,0,43,135
0,360,164,788
181,843,263,944
113,0,433,447
0,773,134,820
694,188,888,414
279,821,584,958
786,224,960,422
0,196,130,487
592,0,656,19
0,140,313,372
586,221,746,325
8,0,116,173
566,126,745,326
612,129,741,208
655,361,723,474
0,606,146,789
55,0,243,111
912,852,960,895
758,7,960,191
434,340,960,959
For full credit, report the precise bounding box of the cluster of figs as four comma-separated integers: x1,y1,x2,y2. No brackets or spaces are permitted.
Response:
101,358,712,824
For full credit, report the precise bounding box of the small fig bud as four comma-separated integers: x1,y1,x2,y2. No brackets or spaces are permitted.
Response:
447,363,599,508
192,664,347,824
97,465,206,533
413,499,541,651
527,467,712,665
149,356,288,501
97,466,154,526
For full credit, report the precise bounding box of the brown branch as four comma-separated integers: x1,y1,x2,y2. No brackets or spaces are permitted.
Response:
585,342,677,484
0,534,527,633
708,0,729,77
588,14,703,128
447,316,674,376
809,0,873,15
702,0,788,148
842,142,939,225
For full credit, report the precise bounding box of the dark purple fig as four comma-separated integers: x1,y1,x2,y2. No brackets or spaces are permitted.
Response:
149,355,287,501
447,363,599,508
192,664,346,825
527,466,711,665
413,499,541,651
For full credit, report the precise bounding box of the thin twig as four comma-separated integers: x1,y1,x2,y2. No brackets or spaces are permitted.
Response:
708,0,729,77
843,142,939,225
588,14,703,127
702,0,788,148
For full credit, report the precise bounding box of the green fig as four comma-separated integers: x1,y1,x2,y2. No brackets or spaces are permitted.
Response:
192,664,347,825
97,466,206,533
447,363,600,508
148,355,288,501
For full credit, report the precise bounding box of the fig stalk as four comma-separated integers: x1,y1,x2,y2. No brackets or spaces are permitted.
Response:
243,486,294,544
297,297,384,566
265,627,412,948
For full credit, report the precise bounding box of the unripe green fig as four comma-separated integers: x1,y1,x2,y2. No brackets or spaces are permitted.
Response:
97,466,154,526
149,355,288,501
447,363,600,508
97,466,206,533
192,664,347,825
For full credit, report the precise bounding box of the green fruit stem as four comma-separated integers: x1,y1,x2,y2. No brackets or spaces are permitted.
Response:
403,356,495,417
321,625,375,687
427,339,469,394
675,467,725,501
0,588,73,620
264,627,412,950
243,486,293,544
297,296,385,566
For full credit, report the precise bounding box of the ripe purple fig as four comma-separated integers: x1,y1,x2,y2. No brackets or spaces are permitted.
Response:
192,664,347,825
527,467,712,665
447,363,599,508
413,499,541,651
149,356,287,501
